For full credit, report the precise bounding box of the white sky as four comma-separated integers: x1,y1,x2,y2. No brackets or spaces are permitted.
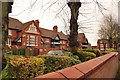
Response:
9,0,119,46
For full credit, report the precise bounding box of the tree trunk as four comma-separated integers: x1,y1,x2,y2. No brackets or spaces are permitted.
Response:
67,1,81,55
2,2,13,53
103,43,106,51
108,37,113,48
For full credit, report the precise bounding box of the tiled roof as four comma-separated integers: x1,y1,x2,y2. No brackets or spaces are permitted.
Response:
9,17,23,30
40,28,68,40
9,17,67,40
67,33,86,42
23,20,33,30
77,33,85,41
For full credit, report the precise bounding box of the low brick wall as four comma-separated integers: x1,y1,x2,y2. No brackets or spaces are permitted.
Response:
31,52,119,80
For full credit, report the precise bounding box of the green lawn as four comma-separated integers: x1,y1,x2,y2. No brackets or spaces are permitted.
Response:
6,54,22,59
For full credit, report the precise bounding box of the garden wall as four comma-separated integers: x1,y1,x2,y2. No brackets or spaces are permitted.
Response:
31,52,119,80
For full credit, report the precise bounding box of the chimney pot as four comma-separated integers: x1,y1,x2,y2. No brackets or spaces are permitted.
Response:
53,25,58,32
35,20,39,26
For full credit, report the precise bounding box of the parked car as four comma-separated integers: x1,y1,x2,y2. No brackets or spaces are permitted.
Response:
46,50,64,56
5,51,12,54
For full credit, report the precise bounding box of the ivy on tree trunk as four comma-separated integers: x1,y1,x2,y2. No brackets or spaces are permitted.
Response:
67,1,81,55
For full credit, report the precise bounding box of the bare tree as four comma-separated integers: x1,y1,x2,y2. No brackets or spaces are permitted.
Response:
98,14,119,49
9,0,106,56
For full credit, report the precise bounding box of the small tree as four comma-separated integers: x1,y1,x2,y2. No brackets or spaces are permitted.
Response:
98,14,119,49
101,39,107,51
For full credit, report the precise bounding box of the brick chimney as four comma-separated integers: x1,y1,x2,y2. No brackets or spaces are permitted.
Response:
53,25,58,32
35,20,39,26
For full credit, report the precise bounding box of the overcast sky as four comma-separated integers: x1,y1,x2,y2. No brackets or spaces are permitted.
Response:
9,0,118,46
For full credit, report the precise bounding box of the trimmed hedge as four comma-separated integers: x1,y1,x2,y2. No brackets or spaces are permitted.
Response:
37,55,80,74
2,54,81,79
64,51,81,66
2,56,44,79
105,48,117,52
77,50,96,62
79,49,102,57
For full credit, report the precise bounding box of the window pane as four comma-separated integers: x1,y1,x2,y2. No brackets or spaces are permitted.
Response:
30,35,35,46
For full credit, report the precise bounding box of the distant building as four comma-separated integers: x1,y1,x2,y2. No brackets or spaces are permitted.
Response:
97,39,115,51
77,33,90,49
91,46,98,49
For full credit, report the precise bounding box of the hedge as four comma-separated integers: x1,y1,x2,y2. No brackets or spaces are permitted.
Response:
79,49,102,57
2,54,81,79
37,55,80,74
105,48,117,52
64,51,81,66
77,50,96,62
2,56,44,79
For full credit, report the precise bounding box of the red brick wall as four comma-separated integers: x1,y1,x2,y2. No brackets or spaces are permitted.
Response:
12,30,17,38
31,52,119,80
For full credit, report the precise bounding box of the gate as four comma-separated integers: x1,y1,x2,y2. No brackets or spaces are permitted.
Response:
18,49,25,55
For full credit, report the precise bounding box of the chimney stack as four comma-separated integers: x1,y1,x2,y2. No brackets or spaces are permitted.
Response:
53,25,58,32
35,20,39,26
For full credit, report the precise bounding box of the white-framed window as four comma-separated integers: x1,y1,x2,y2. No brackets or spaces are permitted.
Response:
29,23,36,31
67,43,69,46
36,36,38,46
100,44,103,48
27,35,29,46
7,38,11,45
8,30,12,35
63,41,66,44
45,38,49,42
106,44,108,47
60,45,63,49
40,49,43,52
41,41,44,47
60,41,62,44
100,41,102,43
30,35,35,46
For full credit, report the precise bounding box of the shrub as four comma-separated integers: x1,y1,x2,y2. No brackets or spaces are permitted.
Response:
77,50,96,62
64,51,81,66
37,55,80,74
79,49,102,57
105,48,117,52
64,51,73,57
2,56,44,79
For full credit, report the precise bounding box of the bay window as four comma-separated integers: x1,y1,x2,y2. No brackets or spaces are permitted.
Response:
30,35,35,46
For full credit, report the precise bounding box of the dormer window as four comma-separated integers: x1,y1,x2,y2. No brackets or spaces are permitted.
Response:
29,23,36,31
41,40,44,47
18,38,21,42
55,36,60,40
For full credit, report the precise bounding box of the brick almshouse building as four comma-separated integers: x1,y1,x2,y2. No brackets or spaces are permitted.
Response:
7,17,91,55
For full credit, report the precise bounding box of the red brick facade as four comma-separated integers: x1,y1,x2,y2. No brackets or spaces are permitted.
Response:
7,17,90,54
77,33,91,49
97,39,115,50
